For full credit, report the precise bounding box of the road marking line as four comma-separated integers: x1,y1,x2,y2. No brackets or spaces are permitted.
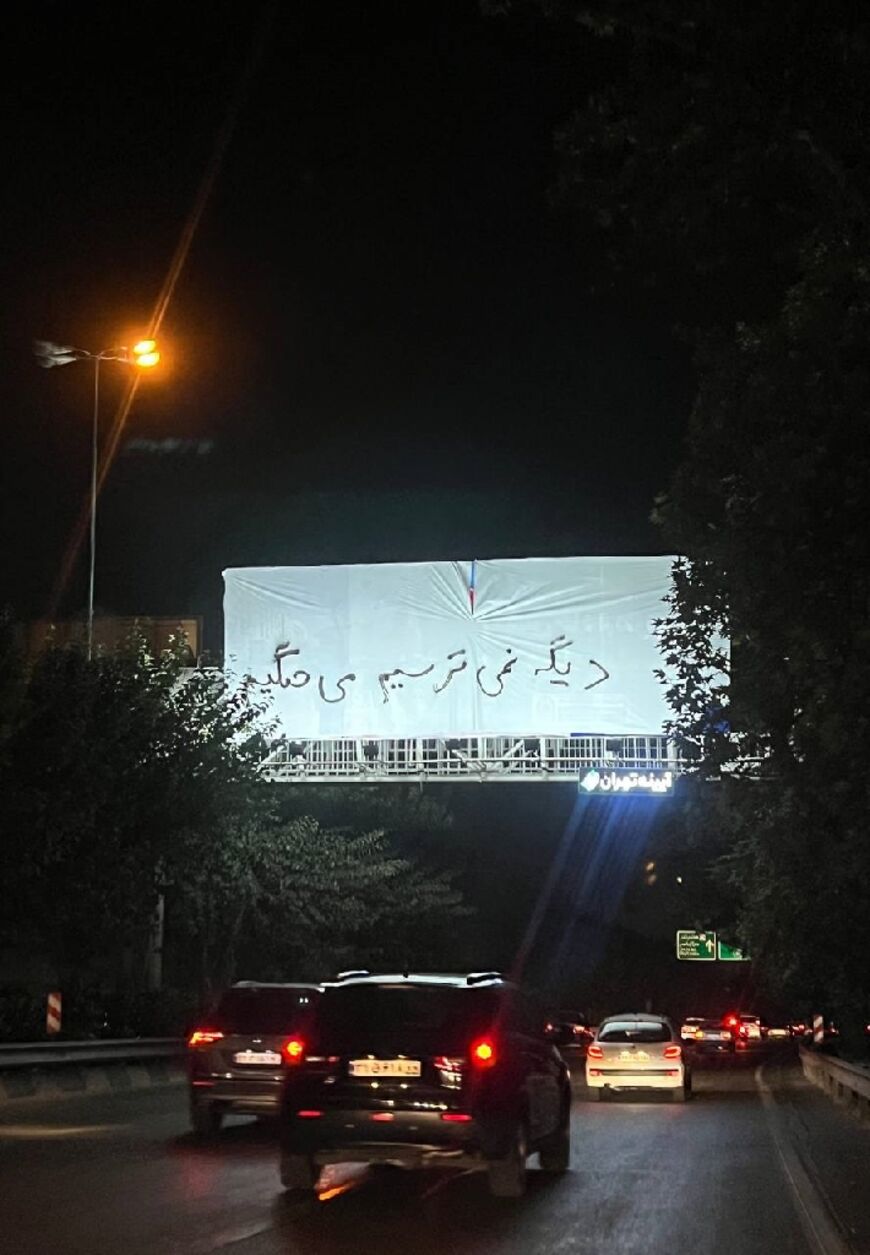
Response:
421,1169,476,1199
0,1123,122,1138
755,1064,854,1255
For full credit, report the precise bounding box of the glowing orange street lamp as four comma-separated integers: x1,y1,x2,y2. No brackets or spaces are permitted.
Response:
34,337,162,658
132,339,160,369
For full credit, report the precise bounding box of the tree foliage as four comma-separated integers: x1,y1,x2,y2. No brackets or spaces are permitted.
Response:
529,0,870,1038
0,635,268,984
171,814,468,991
0,636,470,1000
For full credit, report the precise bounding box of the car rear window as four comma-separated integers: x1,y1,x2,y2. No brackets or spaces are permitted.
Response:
214,988,317,1034
317,985,499,1051
599,1021,672,1044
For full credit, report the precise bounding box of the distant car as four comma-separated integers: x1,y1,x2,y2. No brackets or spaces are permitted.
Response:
549,1010,594,1056
187,981,322,1135
278,971,572,1199
723,1012,762,1046
689,1018,735,1055
738,1015,763,1043
586,1013,691,1101
680,1016,705,1041
765,1025,790,1041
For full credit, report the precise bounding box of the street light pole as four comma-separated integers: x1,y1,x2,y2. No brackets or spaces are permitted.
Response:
87,354,101,662
34,338,161,656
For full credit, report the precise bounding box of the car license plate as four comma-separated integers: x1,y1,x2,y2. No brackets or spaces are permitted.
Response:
234,1049,282,1065
702,1032,725,1040
349,1059,421,1078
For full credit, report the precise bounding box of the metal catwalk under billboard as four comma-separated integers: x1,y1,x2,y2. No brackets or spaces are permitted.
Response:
223,556,675,739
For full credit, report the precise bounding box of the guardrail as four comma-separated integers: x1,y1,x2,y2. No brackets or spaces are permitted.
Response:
0,1038,183,1068
0,1038,186,1102
799,1045,870,1124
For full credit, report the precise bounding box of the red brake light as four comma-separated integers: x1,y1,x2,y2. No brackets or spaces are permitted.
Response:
187,1028,224,1048
470,1037,497,1068
282,1036,305,1064
663,1044,682,1059
371,1112,395,1122
724,1014,739,1029
586,1044,604,1060
296,1110,322,1119
441,1112,473,1122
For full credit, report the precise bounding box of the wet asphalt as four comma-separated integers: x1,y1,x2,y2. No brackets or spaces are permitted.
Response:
2,1051,869,1255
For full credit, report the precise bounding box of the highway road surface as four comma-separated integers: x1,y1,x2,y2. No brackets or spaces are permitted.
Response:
2,1054,869,1255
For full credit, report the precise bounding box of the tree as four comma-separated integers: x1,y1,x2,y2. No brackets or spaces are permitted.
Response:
519,0,870,1043
0,634,268,989
169,813,469,991
0,633,472,1004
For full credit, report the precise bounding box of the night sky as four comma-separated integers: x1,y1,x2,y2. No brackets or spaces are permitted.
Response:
1,1,692,651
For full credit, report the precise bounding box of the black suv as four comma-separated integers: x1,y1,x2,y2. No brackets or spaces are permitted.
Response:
187,981,321,1135
278,972,571,1197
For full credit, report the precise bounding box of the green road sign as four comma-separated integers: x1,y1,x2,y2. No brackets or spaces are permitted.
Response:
717,940,749,961
676,930,716,961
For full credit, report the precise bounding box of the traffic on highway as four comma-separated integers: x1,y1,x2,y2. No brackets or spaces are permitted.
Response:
3,971,870,1255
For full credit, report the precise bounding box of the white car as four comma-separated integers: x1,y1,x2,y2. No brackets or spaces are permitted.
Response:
586,1013,691,1101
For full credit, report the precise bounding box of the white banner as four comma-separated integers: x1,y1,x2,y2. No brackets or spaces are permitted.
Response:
223,556,674,738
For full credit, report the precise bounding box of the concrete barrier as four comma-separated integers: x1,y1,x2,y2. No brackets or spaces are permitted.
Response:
0,1038,185,1103
799,1045,870,1124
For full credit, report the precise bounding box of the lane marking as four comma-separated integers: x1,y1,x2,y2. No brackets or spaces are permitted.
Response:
0,1123,122,1139
420,1169,476,1199
190,1221,272,1252
755,1063,855,1255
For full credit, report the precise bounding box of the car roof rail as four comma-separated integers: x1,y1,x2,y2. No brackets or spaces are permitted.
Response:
466,971,502,985
334,969,371,982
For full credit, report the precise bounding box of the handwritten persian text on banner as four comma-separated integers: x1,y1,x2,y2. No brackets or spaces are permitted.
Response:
223,556,674,738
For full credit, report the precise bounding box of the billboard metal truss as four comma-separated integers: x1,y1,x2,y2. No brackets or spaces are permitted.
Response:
258,733,676,784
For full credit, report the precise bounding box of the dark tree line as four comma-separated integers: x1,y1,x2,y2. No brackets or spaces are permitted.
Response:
0,624,468,1029
488,0,870,1045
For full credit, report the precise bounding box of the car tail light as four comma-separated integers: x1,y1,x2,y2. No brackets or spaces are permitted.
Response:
282,1037,305,1064
586,1044,604,1060
663,1044,682,1059
371,1112,395,1122
470,1037,497,1068
296,1110,322,1119
724,1014,739,1030
441,1112,472,1122
187,1028,224,1047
